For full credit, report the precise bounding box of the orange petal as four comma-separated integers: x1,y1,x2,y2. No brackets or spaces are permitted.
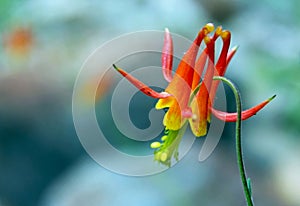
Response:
191,48,208,90
162,28,173,82
113,64,171,99
211,95,276,122
189,36,215,137
189,92,208,136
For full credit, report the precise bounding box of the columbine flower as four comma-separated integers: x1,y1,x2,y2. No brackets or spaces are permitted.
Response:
113,23,274,166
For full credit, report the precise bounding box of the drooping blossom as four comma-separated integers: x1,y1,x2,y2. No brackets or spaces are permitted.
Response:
113,23,274,166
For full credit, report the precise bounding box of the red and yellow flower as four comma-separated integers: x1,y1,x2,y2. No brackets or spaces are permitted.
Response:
113,23,274,166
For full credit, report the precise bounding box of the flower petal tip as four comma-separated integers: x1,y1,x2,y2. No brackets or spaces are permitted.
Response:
221,30,230,40
211,94,276,122
269,94,276,101
215,26,223,36
205,23,214,33
112,64,119,71
232,45,239,52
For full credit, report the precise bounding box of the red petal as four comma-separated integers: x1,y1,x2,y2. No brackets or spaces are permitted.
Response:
207,33,235,120
211,95,276,122
209,31,231,102
215,31,231,71
212,26,222,41
226,45,238,65
113,64,171,99
162,28,173,82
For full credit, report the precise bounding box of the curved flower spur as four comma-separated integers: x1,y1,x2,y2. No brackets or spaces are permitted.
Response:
113,23,274,165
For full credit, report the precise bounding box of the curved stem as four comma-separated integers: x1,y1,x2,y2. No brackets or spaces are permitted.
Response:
213,76,254,206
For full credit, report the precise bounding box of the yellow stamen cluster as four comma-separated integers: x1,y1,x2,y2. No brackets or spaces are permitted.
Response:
151,133,172,164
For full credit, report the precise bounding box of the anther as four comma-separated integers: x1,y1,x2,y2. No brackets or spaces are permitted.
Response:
160,152,168,162
161,135,168,141
150,142,161,149
154,151,162,161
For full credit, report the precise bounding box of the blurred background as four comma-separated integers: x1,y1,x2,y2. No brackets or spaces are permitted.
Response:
1,0,300,205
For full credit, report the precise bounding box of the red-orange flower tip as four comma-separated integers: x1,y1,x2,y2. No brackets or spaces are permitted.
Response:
221,30,230,40
215,26,223,36
232,45,239,52
113,64,172,99
211,94,276,122
162,27,173,83
226,45,239,63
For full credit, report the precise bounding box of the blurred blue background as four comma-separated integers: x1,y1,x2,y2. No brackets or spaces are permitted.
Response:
1,0,300,205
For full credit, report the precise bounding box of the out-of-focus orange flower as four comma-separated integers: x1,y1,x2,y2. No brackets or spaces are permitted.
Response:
3,27,33,57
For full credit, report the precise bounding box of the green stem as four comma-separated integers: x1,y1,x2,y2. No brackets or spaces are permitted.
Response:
213,76,254,206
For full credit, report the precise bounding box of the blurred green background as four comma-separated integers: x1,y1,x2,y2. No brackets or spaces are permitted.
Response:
1,0,300,206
